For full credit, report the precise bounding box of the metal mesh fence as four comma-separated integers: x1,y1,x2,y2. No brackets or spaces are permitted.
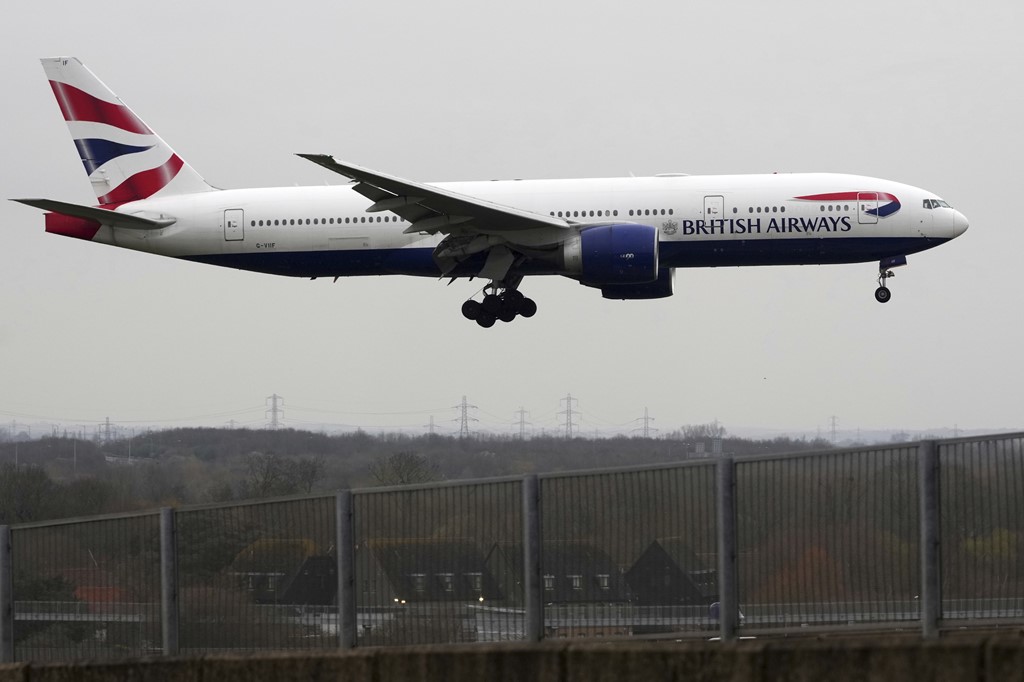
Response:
734,447,920,631
539,463,717,639
174,495,336,654
940,435,1024,622
4,434,1024,662
353,478,522,646
11,512,161,662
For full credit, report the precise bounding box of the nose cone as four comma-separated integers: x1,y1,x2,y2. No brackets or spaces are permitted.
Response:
952,210,969,238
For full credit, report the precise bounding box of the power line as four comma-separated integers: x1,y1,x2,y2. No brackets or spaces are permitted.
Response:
266,394,284,429
513,407,531,439
635,407,657,438
453,396,478,438
559,394,579,439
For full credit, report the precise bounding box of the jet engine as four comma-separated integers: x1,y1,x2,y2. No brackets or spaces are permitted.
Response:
562,224,659,284
599,268,674,299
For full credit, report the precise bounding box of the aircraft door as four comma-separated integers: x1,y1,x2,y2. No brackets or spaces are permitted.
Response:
857,192,878,225
704,195,725,226
224,209,245,241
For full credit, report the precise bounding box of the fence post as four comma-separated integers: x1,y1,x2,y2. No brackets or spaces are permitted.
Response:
160,507,179,656
919,440,940,638
522,474,543,642
0,525,12,663
716,457,738,642
336,490,357,650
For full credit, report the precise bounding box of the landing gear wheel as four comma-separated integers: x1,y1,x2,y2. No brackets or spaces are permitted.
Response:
497,293,520,322
461,300,481,320
874,286,891,304
464,279,536,326
481,294,502,316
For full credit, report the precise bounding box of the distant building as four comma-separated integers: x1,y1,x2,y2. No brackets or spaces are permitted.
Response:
486,541,630,606
230,538,336,605
356,538,502,606
624,538,717,606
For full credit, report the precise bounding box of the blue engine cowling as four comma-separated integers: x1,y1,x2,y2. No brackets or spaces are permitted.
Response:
564,224,659,285
600,268,674,299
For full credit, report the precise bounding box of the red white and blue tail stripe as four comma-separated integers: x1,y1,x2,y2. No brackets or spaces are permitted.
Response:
41,57,214,205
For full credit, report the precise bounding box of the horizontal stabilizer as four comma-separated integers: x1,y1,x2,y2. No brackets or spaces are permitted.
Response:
12,198,176,230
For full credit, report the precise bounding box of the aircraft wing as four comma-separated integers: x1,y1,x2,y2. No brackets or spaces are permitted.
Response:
298,154,570,241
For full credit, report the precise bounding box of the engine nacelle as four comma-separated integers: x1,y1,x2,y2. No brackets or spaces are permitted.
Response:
600,268,674,299
562,224,659,284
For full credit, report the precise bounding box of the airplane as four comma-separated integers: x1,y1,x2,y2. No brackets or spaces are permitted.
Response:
14,57,969,328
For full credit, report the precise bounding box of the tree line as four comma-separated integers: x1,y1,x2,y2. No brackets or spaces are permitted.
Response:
0,425,832,524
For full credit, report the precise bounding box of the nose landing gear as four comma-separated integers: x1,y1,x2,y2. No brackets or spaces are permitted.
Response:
875,269,893,303
461,282,537,328
874,256,907,303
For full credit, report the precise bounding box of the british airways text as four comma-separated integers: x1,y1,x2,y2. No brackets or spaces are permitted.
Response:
680,216,853,235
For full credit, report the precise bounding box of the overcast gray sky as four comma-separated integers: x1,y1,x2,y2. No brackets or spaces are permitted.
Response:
1,1,1021,439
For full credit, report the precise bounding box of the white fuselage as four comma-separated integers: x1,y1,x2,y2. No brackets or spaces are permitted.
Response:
91,172,966,280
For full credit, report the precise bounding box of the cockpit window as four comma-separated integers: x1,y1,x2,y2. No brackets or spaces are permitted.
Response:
923,199,952,209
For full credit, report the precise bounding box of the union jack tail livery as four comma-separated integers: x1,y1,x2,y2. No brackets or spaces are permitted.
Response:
42,57,214,204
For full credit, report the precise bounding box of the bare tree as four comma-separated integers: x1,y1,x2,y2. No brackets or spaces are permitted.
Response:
291,455,326,493
368,452,441,486
242,452,327,498
243,452,292,498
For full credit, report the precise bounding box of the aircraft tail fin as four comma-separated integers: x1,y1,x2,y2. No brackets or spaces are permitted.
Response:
41,57,215,205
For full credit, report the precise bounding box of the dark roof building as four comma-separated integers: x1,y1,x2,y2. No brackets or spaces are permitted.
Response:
357,538,502,606
624,538,717,606
229,539,336,605
486,542,630,605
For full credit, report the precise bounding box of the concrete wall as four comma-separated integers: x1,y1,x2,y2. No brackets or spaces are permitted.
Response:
1,637,1023,682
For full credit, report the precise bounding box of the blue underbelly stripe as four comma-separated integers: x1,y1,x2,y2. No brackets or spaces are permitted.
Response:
183,237,945,278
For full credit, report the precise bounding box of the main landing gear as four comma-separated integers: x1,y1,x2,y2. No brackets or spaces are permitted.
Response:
461,283,537,328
